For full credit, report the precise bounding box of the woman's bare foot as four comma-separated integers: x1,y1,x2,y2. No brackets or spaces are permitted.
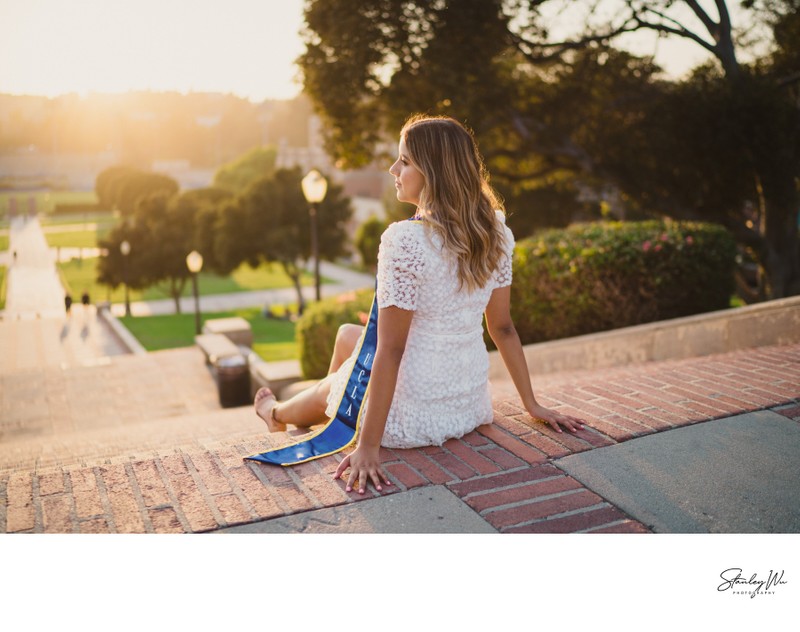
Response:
254,387,286,432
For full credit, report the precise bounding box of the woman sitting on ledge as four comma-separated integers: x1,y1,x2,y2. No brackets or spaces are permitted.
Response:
254,114,586,494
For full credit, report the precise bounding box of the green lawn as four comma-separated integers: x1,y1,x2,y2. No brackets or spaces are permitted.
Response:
39,210,115,226
45,226,113,249
120,306,298,361
0,265,6,309
58,257,326,303
0,234,8,251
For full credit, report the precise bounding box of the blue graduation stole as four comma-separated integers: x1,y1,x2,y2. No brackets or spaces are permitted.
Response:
244,293,379,466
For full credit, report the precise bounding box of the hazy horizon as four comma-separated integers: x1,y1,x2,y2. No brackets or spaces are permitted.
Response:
0,89,300,105
2,1,750,104
1,0,306,103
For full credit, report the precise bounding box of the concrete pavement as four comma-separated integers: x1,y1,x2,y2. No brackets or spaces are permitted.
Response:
558,409,800,533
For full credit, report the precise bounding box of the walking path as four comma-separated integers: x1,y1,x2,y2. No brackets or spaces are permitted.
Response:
106,260,374,317
34,241,374,317
1,216,128,362
4,216,70,320
1,214,798,538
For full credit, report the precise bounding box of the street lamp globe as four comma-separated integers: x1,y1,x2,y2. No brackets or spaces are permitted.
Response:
186,250,204,274
186,250,204,335
302,169,328,204
120,240,132,317
301,170,327,305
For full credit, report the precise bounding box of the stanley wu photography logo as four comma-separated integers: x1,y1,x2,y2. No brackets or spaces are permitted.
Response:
717,568,788,598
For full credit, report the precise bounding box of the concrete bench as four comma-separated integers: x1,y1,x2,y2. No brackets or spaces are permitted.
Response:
202,317,253,348
196,333,253,408
249,359,304,399
195,333,242,366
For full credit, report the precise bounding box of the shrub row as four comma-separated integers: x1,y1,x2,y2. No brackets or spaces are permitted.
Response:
295,220,737,376
510,220,737,344
296,289,374,379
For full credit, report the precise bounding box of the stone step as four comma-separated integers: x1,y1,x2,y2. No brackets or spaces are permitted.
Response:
0,405,274,474
0,347,244,472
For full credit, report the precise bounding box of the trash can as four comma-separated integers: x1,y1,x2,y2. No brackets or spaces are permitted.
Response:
216,355,250,408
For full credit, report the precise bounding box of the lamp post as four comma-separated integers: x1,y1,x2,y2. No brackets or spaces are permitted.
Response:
301,169,328,302
120,240,131,317
186,250,204,335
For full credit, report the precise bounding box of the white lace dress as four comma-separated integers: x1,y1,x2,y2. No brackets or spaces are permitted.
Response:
325,211,515,448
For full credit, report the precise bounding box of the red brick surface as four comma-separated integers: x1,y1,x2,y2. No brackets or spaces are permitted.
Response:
6,472,35,533
37,470,65,496
484,488,605,530
443,438,503,475
70,469,104,519
166,467,220,533
464,475,583,514
477,424,549,463
385,462,428,489
503,505,633,533
148,506,185,533
78,517,111,534
3,343,797,533
131,460,171,508
228,465,283,519
214,493,253,526
99,464,146,534
41,494,73,533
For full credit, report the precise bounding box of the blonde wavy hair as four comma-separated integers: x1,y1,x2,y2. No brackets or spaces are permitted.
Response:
401,114,507,291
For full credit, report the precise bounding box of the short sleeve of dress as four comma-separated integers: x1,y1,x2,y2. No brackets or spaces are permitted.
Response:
494,211,515,288
376,221,425,310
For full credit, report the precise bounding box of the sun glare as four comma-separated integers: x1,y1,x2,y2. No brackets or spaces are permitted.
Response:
0,0,306,102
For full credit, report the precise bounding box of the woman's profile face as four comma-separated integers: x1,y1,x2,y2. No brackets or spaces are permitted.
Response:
389,137,425,206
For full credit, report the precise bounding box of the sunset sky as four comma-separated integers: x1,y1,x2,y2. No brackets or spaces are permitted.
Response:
1,0,735,103
1,0,307,102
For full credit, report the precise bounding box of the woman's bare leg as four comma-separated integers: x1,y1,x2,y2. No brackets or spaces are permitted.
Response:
328,324,364,374
277,376,336,427
256,377,333,429
255,323,364,430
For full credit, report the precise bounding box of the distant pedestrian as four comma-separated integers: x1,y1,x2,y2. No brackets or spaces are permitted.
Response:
64,293,73,315
81,289,91,309
13,250,17,264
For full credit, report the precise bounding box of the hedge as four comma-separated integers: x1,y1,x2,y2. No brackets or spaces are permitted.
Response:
296,289,374,379
510,220,737,344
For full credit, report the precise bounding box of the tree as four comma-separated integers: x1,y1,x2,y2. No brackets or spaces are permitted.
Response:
95,165,138,210
213,146,278,194
213,167,353,313
515,0,800,298
97,187,233,313
355,215,388,271
299,0,799,299
132,193,193,312
187,187,236,275
115,171,179,217
97,202,156,295
94,166,179,216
